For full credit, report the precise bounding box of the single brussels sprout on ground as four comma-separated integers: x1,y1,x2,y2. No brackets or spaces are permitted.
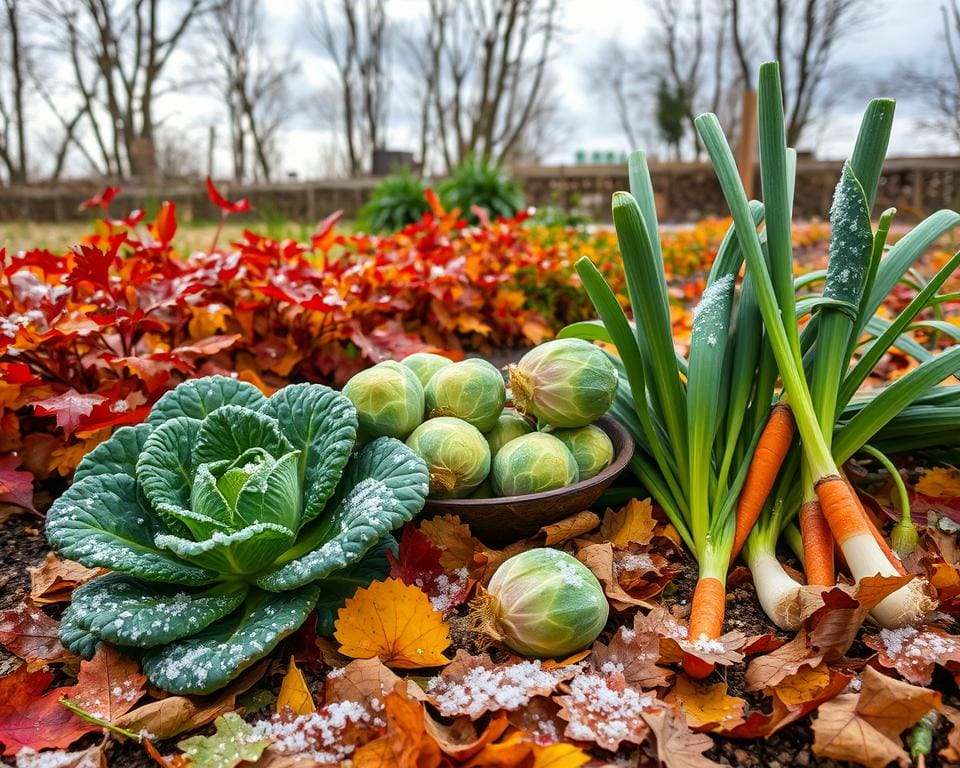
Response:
473,548,608,657
492,432,578,496
425,358,505,432
484,408,534,458
406,416,491,498
550,424,614,481
343,360,424,440
401,352,453,387
508,339,617,428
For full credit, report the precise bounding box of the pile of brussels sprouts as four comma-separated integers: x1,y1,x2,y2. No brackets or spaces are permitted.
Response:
342,338,620,499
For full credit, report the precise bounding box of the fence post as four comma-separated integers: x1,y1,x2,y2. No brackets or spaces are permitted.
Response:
736,89,758,200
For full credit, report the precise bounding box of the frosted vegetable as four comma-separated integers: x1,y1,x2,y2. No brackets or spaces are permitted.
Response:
425,359,506,432
508,339,617,428
485,408,534,458
406,416,491,498
473,548,608,657
343,361,424,440
492,433,578,496
551,424,614,481
402,352,453,387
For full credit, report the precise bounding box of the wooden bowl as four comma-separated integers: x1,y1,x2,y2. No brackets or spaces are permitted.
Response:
422,415,634,545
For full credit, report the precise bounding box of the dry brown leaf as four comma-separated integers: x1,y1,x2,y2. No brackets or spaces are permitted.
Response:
812,666,942,768
426,651,580,719
632,607,746,669
0,602,75,670
538,511,600,545
915,467,960,497
600,497,656,547
276,657,315,716
554,669,657,751
589,623,673,689
334,578,451,669
69,645,147,723
28,553,102,604
422,711,509,759
322,657,426,709
14,741,107,768
113,662,266,740
575,542,654,610
507,696,566,745
641,707,719,768
864,625,960,685
769,662,833,707
419,515,485,572
530,742,591,768
664,676,746,732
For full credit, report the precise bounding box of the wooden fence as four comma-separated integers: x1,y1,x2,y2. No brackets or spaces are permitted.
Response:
0,156,957,224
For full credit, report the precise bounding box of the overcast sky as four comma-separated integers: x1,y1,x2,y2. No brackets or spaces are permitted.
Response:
57,0,956,179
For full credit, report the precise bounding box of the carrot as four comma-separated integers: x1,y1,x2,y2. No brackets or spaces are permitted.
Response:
682,576,726,679
845,479,907,576
730,403,796,561
799,500,834,585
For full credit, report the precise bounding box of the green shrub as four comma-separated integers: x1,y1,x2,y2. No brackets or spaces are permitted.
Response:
358,168,431,232
440,156,524,223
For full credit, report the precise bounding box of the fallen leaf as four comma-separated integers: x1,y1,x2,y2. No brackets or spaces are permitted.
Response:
600,497,656,547
276,657,315,716
334,578,451,669
388,526,470,613
664,676,746,732
114,662,266,740
507,696,566,745
351,687,442,768
67,644,147,723
178,712,269,768
0,665,97,756
812,666,941,768
576,542,654,610
531,741,591,768
0,455,36,513
940,705,960,764
418,515,485,572
916,467,960,498
555,668,657,751
642,707,719,768
589,623,673,689
769,662,833,707
864,625,960,685
33,389,107,437
0,603,74,669
538,511,600,545
14,742,107,768
323,657,426,710
633,607,746,670
28,553,102,604
459,730,535,768
426,651,580,719
422,710,509,759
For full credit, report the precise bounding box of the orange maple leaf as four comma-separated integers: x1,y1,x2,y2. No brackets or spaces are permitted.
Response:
600,497,656,547
334,579,451,669
915,466,960,498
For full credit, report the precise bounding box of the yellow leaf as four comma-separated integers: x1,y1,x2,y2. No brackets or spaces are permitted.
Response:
916,466,960,498
600,498,656,547
665,675,746,731
532,742,591,768
538,511,600,545
276,657,315,716
334,578,451,669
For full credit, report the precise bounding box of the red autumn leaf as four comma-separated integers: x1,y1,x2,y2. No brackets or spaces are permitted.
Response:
0,455,36,512
206,177,252,214
590,622,673,690
79,185,119,211
0,666,98,756
66,245,116,293
173,334,242,357
865,625,960,685
67,645,147,722
0,362,40,386
33,389,109,437
153,201,177,246
387,526,470,613
0,604,72,668
311,210,344,253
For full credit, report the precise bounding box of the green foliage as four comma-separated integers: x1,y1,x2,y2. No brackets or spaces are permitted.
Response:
656,80,688,158
46,376,429,694
440,156,524,223
358,168,431,232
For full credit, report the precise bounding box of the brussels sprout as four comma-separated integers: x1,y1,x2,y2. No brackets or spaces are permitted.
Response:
492,433,578,496
550,424,614,481
343,361,424,441
425,359,506,432
485,408,534,458
469,478,494,499
476,548,608,657
405,416,491,498
508,339,617,428
401,352,453,387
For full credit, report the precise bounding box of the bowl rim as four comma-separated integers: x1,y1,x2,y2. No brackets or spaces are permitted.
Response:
424,414,634,507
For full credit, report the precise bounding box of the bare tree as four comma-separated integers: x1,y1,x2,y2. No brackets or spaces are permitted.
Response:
729,0,868,146
415,0,561,172
588,39,652,151
44,0,210,179
306,0,389,176
905,2,960,149
200,0,296,182
0,0,30,182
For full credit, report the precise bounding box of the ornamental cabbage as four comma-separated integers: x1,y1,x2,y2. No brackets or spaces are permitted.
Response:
46,376,429,695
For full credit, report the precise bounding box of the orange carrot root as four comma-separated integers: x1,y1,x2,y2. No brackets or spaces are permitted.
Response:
844,479,907,576
730,403,796,562
799,499,835,586
814,475,868,545
683,576,726,679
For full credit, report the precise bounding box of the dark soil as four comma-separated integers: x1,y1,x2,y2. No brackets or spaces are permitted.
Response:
2,507,958,767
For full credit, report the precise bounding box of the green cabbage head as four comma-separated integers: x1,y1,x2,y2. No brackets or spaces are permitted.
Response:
45,376,429,694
